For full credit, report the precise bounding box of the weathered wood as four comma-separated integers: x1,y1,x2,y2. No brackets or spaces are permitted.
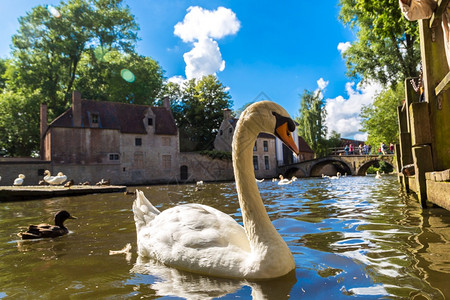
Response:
412,145,434,207
409,102,432,146
430,0,450,28
435,70,450,96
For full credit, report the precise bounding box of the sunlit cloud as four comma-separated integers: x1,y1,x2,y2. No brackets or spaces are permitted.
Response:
174,6,240,80
324,80,383,140
337,42,351,54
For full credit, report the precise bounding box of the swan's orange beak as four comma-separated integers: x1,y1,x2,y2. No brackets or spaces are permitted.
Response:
275,122,299,155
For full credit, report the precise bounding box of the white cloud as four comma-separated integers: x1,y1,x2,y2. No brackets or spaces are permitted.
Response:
337,42,351,54
174,6,240,80
324,80,383,140
184,38,225,79
168,75,187,86
174,6,240,42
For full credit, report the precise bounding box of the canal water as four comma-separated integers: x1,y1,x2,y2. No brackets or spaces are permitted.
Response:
1,175,449,299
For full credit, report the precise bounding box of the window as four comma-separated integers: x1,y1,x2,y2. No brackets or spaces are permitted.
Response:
91,113,99,124
253,156,259,170
253,142,257,151
109,153,120,160
229,128,232,134
135,138,142,146
162,137,171,146
162,155,171,170
148,118,153,126
219,130,223,135
264,156,270,170
263,140,268,152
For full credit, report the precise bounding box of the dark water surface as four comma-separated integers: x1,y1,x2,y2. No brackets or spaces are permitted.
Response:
1,175,450,299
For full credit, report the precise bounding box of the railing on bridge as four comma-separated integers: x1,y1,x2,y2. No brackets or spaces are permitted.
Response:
327,147,395,156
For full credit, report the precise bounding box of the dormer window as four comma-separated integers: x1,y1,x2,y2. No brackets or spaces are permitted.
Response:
148,118,153,126
88,112,100,127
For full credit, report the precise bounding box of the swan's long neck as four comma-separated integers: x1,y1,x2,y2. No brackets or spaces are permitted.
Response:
232,118,285,253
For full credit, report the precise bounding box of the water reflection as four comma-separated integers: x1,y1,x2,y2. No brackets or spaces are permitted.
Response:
0,176,449,299
130,257,296,299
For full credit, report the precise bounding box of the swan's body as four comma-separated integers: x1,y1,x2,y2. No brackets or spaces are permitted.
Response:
255,178,264,183
330,172,341,180
277,175,292,185
375,171,381,179
14,174,25,186
43,170,67,185
133,101,299,279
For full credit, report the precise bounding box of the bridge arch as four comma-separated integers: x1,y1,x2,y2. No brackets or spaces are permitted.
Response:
309,158,353,177
356,159,395,176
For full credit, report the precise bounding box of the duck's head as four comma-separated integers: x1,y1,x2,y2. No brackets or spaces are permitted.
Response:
54,210,77,227
239,101,299,155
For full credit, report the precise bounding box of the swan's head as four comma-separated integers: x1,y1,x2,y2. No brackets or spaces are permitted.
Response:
57,172,64,176
239,101,299,155
18,174,25,179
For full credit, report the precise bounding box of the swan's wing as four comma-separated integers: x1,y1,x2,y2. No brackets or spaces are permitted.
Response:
133,190,161,231
136,204,251,267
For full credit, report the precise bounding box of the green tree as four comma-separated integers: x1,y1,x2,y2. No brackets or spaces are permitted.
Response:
295,89,328,157
167,75,233,152
0,91,41,156
360,82,403,148
9,0,139,118
338,0,420,86
75,49,164,104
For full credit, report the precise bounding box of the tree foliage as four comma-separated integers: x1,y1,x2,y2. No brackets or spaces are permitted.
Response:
0,0,165,156
75,49,164,105
8,0,139,118
165,75,233,152
295,89,328,157
360,82,403,148
338,0,421,86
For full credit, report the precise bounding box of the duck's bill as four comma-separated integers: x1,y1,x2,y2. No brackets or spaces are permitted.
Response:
275,122,299,155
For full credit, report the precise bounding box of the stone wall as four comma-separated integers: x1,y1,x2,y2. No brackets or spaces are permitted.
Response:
0,159,51,186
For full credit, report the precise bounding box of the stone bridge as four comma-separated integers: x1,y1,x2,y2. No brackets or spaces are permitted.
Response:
278,155,396,177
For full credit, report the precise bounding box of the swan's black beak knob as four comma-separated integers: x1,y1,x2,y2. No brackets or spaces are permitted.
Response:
272,112,299,155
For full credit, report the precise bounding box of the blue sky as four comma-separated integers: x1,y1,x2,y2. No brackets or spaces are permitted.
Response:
0,0,383,140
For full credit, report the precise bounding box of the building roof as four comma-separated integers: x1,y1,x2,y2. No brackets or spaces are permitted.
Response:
298,136,314,153
49,100,177,135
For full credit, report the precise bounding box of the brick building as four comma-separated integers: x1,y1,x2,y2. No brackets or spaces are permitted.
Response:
40,91,179,185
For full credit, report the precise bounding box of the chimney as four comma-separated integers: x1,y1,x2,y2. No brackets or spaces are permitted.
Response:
163,97,170,109
40,103,47,159
72,91,82,127
223,108,231,120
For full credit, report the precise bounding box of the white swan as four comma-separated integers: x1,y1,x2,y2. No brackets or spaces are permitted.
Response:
277,175,292,185
14,174,25,186
375,171,381,179
133,101,299,279
43,170,67,185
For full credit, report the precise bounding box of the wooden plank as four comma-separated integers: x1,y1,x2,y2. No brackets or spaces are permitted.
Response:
430,0,450,28
435,70,450,96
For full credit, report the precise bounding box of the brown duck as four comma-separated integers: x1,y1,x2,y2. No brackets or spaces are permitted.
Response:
19,210,77,239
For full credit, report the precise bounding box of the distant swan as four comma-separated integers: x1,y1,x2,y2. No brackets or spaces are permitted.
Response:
133,101,299,279
277,175,291,185
375,171,381,179
14,174,25,186
44,170,67,185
